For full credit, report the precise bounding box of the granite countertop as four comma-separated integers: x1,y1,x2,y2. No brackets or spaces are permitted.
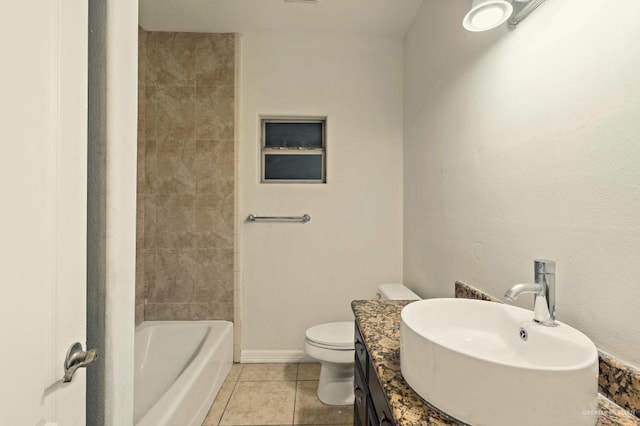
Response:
352,300,640,426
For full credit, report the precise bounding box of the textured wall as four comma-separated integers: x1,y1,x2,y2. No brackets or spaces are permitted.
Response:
136,30,235,322
403,0,640,367
241,31,404,358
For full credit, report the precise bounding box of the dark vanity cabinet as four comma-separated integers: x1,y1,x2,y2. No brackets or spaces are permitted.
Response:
354,324,395,426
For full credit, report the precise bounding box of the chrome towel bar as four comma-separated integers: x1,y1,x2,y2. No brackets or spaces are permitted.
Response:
247,214,311,223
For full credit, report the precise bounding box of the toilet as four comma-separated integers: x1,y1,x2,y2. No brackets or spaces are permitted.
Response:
304,283,421,405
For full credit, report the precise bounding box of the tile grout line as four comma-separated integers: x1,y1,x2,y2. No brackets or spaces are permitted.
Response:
219,379,240,426
217,365,243,426
216,363,331,426
292,363,300,426
216,380,236,426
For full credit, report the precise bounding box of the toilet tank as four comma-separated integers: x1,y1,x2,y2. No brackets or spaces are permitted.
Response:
377,283,421,300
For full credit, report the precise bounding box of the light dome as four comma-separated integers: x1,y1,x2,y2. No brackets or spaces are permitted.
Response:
463,0,513,32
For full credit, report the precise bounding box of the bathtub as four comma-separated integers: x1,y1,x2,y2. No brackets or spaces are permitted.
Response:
134,321,233,426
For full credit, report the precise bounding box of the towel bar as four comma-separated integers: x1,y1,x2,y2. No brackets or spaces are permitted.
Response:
246,214,311,223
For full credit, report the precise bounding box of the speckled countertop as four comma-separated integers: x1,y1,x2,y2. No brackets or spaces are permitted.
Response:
352,300,640,426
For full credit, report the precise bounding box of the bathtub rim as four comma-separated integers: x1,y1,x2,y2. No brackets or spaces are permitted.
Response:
134,320,233,426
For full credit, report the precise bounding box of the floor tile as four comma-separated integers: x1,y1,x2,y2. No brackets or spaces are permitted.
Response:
225,363,243,382
202,381,236,425
294,381,353,425
220,381,296,425
238,363,298,381
296,363,321,381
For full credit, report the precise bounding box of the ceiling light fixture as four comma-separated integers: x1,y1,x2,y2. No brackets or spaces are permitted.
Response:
463,0,513,32
463,0,550,32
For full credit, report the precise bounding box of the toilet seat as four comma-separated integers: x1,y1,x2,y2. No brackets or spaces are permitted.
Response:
305,321,353,349
305,339,353,351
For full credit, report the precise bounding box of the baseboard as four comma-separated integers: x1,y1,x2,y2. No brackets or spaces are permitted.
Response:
240,350,315,364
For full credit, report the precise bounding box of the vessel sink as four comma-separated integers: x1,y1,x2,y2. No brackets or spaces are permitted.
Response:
400,298,599,426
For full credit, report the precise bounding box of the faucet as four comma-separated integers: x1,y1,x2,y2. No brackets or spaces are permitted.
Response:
504,259,557,326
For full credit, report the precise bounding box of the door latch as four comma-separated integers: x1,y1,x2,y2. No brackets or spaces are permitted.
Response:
63,342,98,383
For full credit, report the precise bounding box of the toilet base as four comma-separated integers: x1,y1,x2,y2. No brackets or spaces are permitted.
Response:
317,361,354,406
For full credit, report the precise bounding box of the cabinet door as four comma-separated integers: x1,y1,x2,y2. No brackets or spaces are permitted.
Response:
355,324,368,380
367,397,379,426
354,362,367,426
368,361,395,426
354,407,362,426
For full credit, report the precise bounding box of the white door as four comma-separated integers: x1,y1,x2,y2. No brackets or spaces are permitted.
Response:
0,1,89,425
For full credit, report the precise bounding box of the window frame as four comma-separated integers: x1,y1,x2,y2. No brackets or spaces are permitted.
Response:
260,116,327,184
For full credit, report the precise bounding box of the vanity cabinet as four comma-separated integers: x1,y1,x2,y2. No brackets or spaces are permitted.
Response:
354,323,395,426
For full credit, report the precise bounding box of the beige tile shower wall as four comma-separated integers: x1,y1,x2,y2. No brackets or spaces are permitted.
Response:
136,29,236,322
135,27,147,325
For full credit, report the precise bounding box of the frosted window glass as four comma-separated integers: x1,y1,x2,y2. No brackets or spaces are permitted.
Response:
264,154,323,180
265,122,323,148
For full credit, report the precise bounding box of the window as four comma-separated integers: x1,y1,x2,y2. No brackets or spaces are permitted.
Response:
261,117,326,183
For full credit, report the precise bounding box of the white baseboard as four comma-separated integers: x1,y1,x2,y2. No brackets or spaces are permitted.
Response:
240,350,315,364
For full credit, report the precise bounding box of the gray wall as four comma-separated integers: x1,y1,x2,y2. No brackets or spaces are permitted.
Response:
88,0,138,423
87,0,107,422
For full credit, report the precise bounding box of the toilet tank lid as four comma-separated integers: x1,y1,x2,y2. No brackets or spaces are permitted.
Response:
377,283,421,300
305,322,354,348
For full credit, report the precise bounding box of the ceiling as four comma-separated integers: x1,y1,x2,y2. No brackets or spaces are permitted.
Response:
139,0,425,37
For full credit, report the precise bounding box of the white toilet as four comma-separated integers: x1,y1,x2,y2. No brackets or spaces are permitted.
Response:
304,283,421,406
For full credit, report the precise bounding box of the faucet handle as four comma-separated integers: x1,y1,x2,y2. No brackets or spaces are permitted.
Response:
534,259,555,274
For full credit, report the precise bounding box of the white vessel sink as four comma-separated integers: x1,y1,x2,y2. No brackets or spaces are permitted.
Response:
400,298,599,426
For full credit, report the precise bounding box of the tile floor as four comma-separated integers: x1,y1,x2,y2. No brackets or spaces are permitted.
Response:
203,363,353,426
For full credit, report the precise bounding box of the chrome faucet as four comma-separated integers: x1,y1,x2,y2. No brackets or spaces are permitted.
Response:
504,259,557,326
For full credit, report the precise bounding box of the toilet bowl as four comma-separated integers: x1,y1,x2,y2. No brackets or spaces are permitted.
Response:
304,283,421,406
304,322,355,405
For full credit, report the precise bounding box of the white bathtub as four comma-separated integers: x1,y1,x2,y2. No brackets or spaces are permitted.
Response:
134,321,233,426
